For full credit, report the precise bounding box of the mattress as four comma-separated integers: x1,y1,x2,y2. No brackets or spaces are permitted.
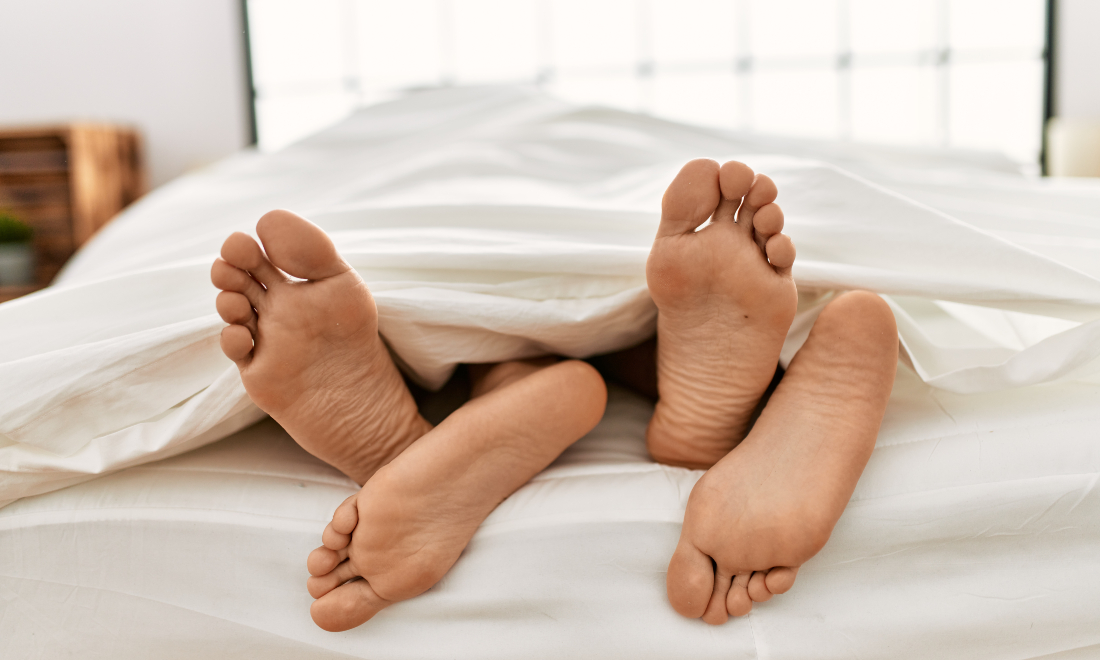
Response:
3,367,1099,659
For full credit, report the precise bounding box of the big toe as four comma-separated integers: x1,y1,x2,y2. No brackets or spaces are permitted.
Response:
658,159,720,238
310,578,391,632
256,209,350,281
666,542,716,619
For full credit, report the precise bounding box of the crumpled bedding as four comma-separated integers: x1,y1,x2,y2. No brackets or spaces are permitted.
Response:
2,85,1100,507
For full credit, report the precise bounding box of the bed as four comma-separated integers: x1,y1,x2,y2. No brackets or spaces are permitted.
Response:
2,86,1100,658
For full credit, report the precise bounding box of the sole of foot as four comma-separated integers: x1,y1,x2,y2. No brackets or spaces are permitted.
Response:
210,209,431,484
304,359,608,632
646,159,798,470
666,291,898,624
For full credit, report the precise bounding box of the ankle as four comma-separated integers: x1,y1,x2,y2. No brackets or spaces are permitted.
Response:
345,409,432,484
646,406,740,469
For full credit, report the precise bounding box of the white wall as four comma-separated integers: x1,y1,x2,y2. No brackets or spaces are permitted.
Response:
0,0,251,188
1055,0,1100,119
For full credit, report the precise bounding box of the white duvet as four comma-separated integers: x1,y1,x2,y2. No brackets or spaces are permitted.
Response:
2,85,1100,508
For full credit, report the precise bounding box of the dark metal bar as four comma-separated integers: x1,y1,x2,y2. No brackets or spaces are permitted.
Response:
241,0,259,146
1041,0,1056,175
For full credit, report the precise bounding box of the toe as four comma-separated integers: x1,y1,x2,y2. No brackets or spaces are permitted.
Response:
220,231,287,288
322,522,351,550
747,571,772,602
307,545,348,577
215,292,256,332
219,325,254,365
719,161,754,201
744,174,778,210
764,566,799,595
701,568,733,625
725,573,753,617
713,161,755,227
735,174,779,243
751,203,784,251
331,494,359,536
666,542,716,619
753,204,784,236
211,258,266,308
256,210,351,281
310,577,392,632
307,559,359,599
658,159,721,238
765,234,796,271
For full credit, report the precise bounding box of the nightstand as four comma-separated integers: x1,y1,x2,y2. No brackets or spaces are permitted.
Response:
0,124,146,303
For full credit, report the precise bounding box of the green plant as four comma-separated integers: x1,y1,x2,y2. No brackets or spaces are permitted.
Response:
0,211,33,244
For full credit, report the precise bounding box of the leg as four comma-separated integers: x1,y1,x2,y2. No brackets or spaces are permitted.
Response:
646,159,798,469
466,356,561,398
210,210,431,484
305,358,608,632
666,291,898,623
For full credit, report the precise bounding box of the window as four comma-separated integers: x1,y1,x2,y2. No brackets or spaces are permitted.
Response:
246,0,1048,166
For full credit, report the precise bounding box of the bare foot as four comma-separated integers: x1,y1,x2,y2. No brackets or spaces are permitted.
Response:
666,291,898,624
210,210,431,484
646,159,798,469
304,359,607,632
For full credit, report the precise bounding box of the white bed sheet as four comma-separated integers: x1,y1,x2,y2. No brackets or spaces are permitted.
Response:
3,369,1100,659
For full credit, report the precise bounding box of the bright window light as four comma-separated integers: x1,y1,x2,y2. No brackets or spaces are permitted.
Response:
246,0,1047,166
